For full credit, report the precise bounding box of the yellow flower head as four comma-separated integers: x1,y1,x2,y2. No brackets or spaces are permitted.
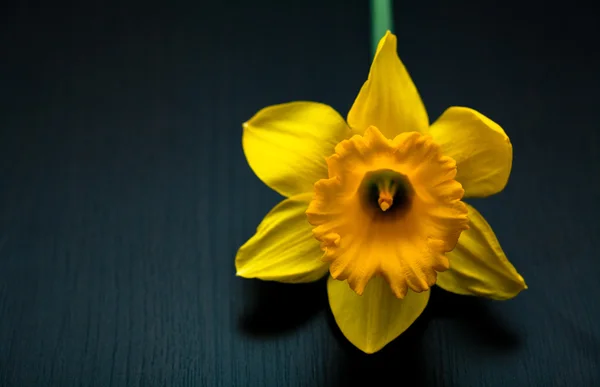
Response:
236,31,526,354
306,128,469,298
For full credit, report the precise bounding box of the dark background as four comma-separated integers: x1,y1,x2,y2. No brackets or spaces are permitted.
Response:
1,1,599,386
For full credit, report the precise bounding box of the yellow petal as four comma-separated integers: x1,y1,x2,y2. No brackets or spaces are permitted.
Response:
347,31,429,139
235,193,329,283
428,107,512,198
328,276,429,354
436,204,527,300
243,102,351,198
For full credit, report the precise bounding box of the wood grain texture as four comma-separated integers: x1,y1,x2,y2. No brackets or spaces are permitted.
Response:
1,1,599,386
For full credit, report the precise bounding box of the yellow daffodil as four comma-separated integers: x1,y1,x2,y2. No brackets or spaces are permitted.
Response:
236,31,527,354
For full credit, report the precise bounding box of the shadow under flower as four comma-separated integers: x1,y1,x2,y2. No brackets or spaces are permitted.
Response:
329,286,522,386
238,276,522,385
238,277,328,337
426,286,522,351
327,298,431,386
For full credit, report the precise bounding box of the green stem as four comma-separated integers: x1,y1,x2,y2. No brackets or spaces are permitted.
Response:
370,0,394,57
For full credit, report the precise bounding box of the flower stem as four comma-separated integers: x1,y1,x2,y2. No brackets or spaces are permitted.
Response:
370,0,394,57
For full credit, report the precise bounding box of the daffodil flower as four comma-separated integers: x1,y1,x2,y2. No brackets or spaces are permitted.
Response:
236,31,527,354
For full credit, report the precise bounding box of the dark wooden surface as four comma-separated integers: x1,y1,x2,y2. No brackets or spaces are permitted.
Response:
1,1,599,386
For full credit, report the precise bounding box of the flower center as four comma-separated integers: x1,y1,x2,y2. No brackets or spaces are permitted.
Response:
359,169,413,215
306,126,469,299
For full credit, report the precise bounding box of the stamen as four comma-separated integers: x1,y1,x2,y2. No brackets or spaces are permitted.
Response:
377,180,396,211
359,169,412,216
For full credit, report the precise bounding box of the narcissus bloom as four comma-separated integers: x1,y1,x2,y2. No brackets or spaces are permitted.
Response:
236,31,526,354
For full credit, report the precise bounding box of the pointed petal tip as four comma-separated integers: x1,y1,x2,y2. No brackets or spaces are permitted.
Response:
234,262,251,278
235,270,252,280
361,346,379,355
375,31,396,57
512,272,527,290
519,276,528,290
